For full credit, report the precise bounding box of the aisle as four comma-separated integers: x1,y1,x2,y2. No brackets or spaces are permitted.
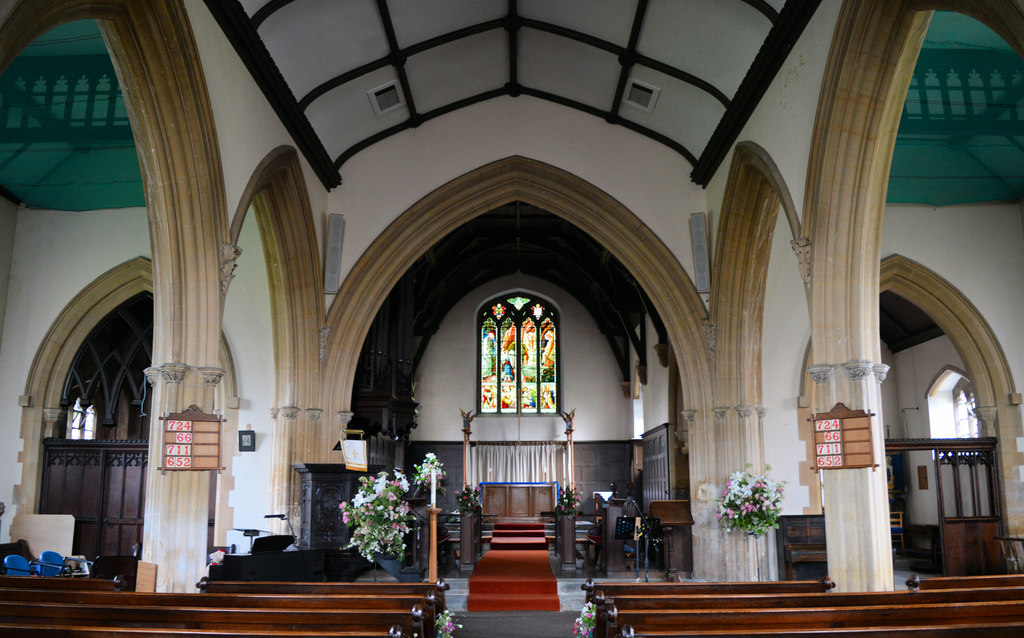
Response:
466,522,560,611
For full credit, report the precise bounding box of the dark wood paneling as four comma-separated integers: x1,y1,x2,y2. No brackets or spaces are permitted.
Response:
480,483,556,519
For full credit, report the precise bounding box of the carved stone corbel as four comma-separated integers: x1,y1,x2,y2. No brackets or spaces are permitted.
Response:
198,367,225,387
735,404,755,419
807,364,835,385
306,408,323,423
159,363,189,384
220,242,242,295
790,237,811,284
873,363,891,384
712,407,730,423
843,359,875,382
279,406,300,421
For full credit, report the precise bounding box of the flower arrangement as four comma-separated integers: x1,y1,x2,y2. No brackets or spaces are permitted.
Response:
412,452,446,489
435,609,461,638
556,485,581,517
339,470,414,560
455,485,481,515
572,601,596,638
715,465,785,537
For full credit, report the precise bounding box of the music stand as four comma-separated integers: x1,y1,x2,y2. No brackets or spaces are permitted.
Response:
614,517,636,540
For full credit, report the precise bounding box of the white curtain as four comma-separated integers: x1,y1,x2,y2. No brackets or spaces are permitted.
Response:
469,442,567,485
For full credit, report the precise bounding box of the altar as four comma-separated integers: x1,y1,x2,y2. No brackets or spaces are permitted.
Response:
480,482,558,521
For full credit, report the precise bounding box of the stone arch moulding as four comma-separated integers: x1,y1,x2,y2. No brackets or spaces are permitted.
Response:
925,364,971,399
16,257,153,515
880,253,1022,535
321,155,713,431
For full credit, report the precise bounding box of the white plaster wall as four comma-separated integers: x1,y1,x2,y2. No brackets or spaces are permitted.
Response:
0,198,16,359
414,274,631,443
761,208,813,514
327,95,703,317
0,206,149,535
183,0,329,243
704,0,843,231
220,213,278,550
882,202,1024,402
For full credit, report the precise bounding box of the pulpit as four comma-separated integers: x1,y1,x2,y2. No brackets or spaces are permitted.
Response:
293,463,382,549
648,500,693,579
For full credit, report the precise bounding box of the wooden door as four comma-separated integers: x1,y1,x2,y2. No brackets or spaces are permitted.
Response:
40,440,147,558
642,424,670,513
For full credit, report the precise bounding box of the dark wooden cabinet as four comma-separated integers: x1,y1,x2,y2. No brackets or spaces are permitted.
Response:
776,514,828,580
293,463,381,550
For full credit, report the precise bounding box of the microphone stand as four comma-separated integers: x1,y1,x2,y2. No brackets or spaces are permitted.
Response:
624,497,650,582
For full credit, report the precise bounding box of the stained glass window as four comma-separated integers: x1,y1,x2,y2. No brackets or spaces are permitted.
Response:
479,293,558,414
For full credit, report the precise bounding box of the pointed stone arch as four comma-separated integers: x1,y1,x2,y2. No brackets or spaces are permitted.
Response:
880,254,1021,532
1,0,228,591
229,146,324,525
802,0,1024,588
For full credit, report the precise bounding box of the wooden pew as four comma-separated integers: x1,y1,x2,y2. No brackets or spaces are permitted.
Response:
907,573,1024,590
616,622,1024,637
0,587,438,638
198,576,449,615
0,574,127,590
604,599,1024,638
582,576,835,603
0,624,403,637
0,600,423,636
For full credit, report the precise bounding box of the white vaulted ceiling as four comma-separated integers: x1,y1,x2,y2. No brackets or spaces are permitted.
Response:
206,0,819,189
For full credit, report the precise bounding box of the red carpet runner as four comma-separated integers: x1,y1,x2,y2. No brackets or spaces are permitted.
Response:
467,522,560,611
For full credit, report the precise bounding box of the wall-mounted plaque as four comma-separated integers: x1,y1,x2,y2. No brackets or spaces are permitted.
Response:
159,405,223,472
810,402,876,471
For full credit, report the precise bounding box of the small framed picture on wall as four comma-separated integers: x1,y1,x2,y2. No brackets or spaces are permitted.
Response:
238,429,256,452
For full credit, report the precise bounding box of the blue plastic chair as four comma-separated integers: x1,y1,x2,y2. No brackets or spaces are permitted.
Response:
37,550,65,576
3,554,34,576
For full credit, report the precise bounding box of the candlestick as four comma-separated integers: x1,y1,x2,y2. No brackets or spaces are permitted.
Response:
431,468,437,507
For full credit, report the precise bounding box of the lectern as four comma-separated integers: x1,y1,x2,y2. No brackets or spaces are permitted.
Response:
648,500,693,579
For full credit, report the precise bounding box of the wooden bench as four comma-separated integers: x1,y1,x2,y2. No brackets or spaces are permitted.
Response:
595,586,1024,638
907,573,1024,590
0,624,403,637
582,576,835,603
0,600,421,636
197,576,449,610
0,574,127,590
605,599,1024,638
0,586,439,638
616,622,1024,637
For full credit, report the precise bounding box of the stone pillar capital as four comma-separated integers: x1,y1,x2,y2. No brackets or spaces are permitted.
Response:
807,363,835,385
197,367,225,386
842,359,876,382
143,366,162,386
337,410,355,426
42,407,64,424
159,363,190,384
976,406,998,428
712,407,730,422
306,408,323,423
269,407,280,420
680,409,697,424
873,363,891,383
279,406,300,421
735,404,755,419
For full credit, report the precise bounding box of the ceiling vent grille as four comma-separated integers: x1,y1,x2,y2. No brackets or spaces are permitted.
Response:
367,81,403,116
624,79,660,113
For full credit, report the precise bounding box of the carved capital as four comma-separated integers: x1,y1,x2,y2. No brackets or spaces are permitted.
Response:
843,359,876,382
873,363,891,384
735,404,755,419
198,367,225,387
319,325,330,360
306,408,323,423
143,366,162,386
675,427,689,446
337,410,355,426
279,406,300,421
756,406,767,421
976,406,998,428
42,407,64,425
807,364,834,385
703,321,717,354
159,363,189,384
679,409,697,424
269,407,280,420
790,237,811,283
220,242,242,295
712,406,730,422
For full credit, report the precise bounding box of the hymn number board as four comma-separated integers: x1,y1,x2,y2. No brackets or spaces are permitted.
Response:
811,402,876,471
160,405,223,472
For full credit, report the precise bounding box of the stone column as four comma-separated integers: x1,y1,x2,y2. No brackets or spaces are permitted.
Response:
812,360,893,592
141,362,212,593
266,407,289,535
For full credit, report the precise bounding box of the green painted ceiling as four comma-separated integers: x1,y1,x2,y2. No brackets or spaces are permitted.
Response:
0,19,144,211
888,11,1024,206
